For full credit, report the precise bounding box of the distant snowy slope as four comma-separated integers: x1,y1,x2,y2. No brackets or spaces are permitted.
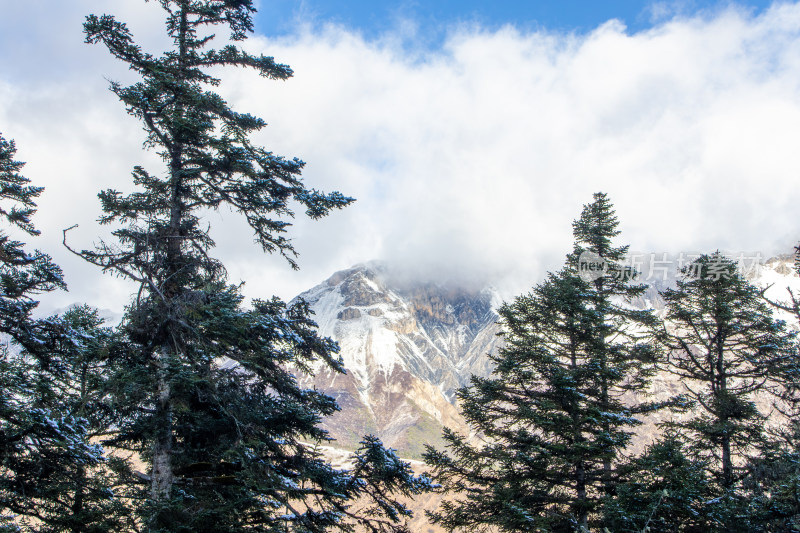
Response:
293,262,501,457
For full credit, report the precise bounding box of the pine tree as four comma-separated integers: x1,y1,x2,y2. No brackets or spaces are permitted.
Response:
743,253,800,531
743,422,800,532
655,253,793,528
0,133,64,346
0,132,92,531
424,193,659,532
1,306,131,533
1,135,126,531
603,433,712,532
567,192,659,495
75,2,429,530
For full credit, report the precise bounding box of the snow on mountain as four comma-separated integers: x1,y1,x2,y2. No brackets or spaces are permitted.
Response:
293,262,501,458
756,254,800,321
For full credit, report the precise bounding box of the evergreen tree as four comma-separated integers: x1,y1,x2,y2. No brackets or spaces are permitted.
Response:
0,132,96,531
743,253,800,531
1,135,126,531
743,422,800,532
567,192,659,494
655,253,793,528
75,2,429,530
603,434,712,532
0,132,64,346
424,194,658,532
1,306,131,533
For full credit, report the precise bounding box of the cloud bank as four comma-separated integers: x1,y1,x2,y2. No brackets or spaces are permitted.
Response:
2,2,800,315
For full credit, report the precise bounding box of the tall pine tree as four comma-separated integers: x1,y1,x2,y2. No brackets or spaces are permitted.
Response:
424,193,658,532
567,192,659,494
654,253,793,529
0,133,88,530
1,134,127,532
74,2,429,530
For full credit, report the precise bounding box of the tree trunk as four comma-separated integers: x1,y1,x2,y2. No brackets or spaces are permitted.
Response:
70,364,88,533
717,327,733,489
151,346,174,501
70,463,86,533
596,277,612,495
576,461,588,531
571,342,589,530
149,2,188,507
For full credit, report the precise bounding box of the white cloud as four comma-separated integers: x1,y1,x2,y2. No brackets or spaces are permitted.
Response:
2,2,800,316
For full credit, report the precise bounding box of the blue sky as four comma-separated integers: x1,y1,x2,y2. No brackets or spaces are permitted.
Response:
254,0,775,38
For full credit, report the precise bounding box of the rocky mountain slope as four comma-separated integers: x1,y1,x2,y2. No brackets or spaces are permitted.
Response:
294,262,501,457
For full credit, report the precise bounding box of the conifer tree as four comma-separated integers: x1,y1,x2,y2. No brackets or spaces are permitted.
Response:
1,306,131,533
0,133,99,531
744,411,800,531
742,253,800,531
567,192,659,493
602,434,712,532
655,253,793,527
0,133,64,345
75,2,429,530
424,193,658,532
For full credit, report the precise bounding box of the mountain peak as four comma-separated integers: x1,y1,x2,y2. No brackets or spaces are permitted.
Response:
294,261,502,457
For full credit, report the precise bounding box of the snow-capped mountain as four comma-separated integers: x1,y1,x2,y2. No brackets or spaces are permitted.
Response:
294,262,501,458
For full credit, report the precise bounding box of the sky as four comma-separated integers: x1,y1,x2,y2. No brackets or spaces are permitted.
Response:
2,0,800,319
254,0,776,38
